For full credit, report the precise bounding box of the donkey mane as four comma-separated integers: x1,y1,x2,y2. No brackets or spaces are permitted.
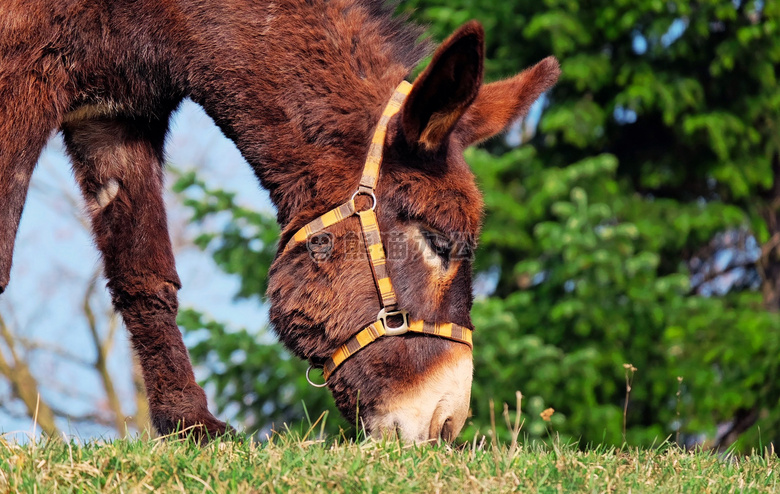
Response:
186,0,431,224
258,0,430,144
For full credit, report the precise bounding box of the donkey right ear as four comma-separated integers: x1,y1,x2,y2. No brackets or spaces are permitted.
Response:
456,56,561,146
401,21,484,152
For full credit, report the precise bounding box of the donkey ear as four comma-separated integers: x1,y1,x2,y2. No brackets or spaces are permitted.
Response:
457,56,561,146
401,21,484,151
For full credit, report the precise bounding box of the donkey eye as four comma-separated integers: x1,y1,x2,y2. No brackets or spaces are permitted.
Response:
421,229,453,259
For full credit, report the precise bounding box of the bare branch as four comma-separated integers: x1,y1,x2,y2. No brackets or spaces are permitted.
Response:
83,271,127,435
0,314,60,436
13,337,93,368
48,404,117,429
132,353,152,437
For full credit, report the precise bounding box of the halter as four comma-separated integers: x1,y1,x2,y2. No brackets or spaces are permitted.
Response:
284,80,473,385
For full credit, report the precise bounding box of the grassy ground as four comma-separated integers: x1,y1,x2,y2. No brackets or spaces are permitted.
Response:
0,429,777,493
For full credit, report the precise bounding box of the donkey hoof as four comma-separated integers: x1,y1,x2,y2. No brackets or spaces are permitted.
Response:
187,416,235,443
153,411,235,443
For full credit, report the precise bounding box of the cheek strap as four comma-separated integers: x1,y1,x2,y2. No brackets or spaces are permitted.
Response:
283,80,474,385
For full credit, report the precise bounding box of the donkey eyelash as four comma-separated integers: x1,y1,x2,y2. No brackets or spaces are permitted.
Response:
421,228,454,259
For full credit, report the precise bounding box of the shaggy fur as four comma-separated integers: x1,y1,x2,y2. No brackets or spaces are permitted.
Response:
0,0,559,440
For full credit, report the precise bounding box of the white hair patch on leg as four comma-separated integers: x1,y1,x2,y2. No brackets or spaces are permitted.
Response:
96,179,119,208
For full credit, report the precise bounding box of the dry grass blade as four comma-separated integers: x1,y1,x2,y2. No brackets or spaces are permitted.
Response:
623,363,637,444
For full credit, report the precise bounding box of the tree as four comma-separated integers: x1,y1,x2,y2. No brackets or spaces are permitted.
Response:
401,0,780,449
176,0,779,450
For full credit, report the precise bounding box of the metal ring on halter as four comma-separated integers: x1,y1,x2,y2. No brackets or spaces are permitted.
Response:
351,188,377,211
306,365,328,388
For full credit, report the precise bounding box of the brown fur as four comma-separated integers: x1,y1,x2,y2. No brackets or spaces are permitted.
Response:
0,0,559,440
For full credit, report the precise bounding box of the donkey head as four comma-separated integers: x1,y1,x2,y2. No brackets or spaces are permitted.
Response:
268,21,560,442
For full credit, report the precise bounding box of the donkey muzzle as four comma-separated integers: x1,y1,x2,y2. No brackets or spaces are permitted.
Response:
370,343,473,442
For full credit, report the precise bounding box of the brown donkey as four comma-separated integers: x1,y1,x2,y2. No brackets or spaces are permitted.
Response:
0,0,559,442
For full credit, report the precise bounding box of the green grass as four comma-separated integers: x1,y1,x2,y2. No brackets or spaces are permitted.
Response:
0,430,777,493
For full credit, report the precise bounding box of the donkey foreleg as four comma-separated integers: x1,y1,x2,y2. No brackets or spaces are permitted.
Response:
0,145,38,294
0,65,70,293
62,115,229,441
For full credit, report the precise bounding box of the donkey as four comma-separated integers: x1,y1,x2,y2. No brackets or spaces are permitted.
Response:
0,0,559,442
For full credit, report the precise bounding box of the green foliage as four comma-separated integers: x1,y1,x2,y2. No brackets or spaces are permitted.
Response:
174,0,780,451
173,171,279,300
2,435,778,493
404,0,780,208
465,146,779,446
403,0,780,450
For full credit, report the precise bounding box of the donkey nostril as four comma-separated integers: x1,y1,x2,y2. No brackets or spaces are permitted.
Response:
428,416,456,443
393,420,402,439
439,417,455,442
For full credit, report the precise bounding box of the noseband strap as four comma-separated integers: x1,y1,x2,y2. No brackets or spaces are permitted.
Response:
322,319,473,380
284,80,474,383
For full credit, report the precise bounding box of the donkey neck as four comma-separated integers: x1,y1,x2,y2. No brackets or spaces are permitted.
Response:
176,0,428,226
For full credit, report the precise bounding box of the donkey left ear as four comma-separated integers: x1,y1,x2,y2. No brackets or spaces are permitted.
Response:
401,20,484,152
456,56,561,146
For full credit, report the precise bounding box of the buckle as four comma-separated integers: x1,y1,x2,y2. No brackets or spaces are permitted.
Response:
351,186,376,211
378,308,409,336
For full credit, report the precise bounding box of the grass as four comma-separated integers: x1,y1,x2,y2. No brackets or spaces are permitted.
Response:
0,429,777,493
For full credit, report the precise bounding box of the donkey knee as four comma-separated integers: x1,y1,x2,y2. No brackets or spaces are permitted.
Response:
109,280,180,319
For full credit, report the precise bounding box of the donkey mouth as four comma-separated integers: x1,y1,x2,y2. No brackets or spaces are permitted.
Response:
369,343,473,442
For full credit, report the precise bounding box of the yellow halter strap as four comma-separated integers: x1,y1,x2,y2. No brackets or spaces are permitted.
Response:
284,81,473,384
